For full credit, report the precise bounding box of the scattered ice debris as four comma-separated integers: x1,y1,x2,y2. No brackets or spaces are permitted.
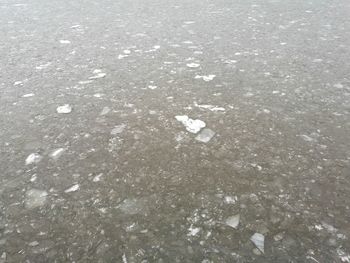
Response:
36,62,51,70
337,248,350,263
56,104,72,114
100,106,111,116
225,214,240,229
250,233,265,254
300,134,315,142
334,83,344,89
93,93,103,98
28,241,39,247
186,63,200,68
64,184,80,193
183,21,195,25
22,93,35,98
195,128,215,143
175,115,206,134
122,254,128,263
117,198,145,215
243,92,254,97
195,75,216,82
14,81,23,86
89,69,106,80
224,196,237,204
153,45,160,49
111,124,126,135
71,25,80,29
148,85,158,90
194,102,225,112
59,40,71,44
25,189,48,209
118,54,128,59
78,80,93,85
123,49,131,54
30,174,37,182
49,148,65,160
25,153,42,165
274,233,284,241
93,173,103,182
187,225,201,236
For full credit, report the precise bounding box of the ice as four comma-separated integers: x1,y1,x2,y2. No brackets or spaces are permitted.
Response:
89,72,106,80
187,225,201,236
59,40,71,44
93,173,103,182
111,124,126,135
100,106,111,116
186,63,200,68
64,184,80,193
117,198,145,215
25,153,42,165
225,214,240,229
195,75,216,81
56,104,72,114
25,189,48,209
195,128,215,143
175,115,206,134
29,241,39,246
22,93,35,98
49,148,65,160
224,196,237,204
250,233,265,253
148,85,158,90
194,102,225,112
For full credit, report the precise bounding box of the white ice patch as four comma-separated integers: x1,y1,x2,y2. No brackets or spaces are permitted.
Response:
89,71,106,80
25,189,48,209
118,54,128,59
49,148,65,160
148,85,158,90
100,106,111,116
64,184,80,193
175,115,206,134
59,40,71,44
93,173,103,182
225,214,240,229
195,128,215,143
186,63,200,68
194,102,225,112
153,45,160,49
224,196,237,204
195,74,216,82
250,233,264,253
111,124,126,135
22,93,35,98
56,104,72,114
187,225,200,236
25,153,42,165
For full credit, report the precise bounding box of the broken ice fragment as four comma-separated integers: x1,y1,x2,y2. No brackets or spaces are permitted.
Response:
111,124,126,135
49,148,65,160
195,75,216,81
59,40,71,44
225,214,240,229
195,128,215,143
25,189,48,209
175,115,206,134
89,72,106,80
25,153,42,165
56,104,72,114
187,225,201,236
250,233,264,253
186,63,200,68
93,173,103,182
64,184,80,193
29,241,39,247
100,106,111,116
22,93,35,98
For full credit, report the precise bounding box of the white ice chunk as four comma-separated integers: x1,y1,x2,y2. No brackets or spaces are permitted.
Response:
195,128,215,143
56,104,72,114
64,184,80,193
250,233,264,253
186,63,200,68
25,189,48,209
195,75,216,81
59,40,71,44
175,115,206,134
49,148,65,160
225,214,240,229
25,153,42,165
111,124,126,135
